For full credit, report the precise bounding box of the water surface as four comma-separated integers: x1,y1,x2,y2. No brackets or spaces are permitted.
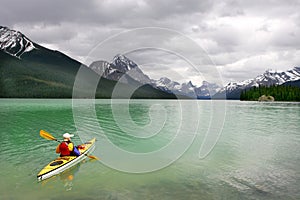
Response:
0,99,299,199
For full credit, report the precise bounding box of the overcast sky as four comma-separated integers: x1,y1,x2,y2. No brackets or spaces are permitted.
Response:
1,0,300,86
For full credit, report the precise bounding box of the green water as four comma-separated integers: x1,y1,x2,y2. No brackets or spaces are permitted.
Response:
0,99,299,200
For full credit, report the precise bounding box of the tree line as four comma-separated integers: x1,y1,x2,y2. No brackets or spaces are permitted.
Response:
240,85,300,101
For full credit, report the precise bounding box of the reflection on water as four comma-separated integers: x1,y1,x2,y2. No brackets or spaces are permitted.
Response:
59,163,80,191
41,159,96,191
40,163,81,191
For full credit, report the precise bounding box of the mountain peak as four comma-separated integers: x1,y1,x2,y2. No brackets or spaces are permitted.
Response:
158,77,172,84
112,54,138,72
202,80,209,86
186,80,195,88
0,25,36,58
89,54,152,85
113,53,126,60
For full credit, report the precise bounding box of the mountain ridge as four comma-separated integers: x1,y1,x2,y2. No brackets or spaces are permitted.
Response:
2,25,298,100
0,26,176,99
89,55,222,99
214,67,300,99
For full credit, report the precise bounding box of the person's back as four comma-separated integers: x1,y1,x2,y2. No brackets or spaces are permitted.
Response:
56,133,75,157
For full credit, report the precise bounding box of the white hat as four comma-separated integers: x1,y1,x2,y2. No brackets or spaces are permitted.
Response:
63,133,74,139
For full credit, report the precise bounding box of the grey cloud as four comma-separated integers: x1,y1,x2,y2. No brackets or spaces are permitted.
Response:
15,24,78,44
223,0,300,16
1,0,212,28
0,0,94,25
147,0,213,17
1,0,300,84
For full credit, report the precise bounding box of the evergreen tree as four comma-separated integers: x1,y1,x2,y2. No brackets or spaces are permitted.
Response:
240,84,300,101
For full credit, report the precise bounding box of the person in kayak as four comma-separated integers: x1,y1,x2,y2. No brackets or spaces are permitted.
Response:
56,133,80,157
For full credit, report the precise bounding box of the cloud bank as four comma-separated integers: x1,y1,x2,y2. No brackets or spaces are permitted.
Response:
1,0,300,85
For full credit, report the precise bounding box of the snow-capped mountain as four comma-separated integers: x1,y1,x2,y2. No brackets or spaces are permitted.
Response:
0,25,175,99
112,54,138,72
153,78,221,98
176,81,198,98
89,54,222,98
89,54,152,85
194,81,222,98
214,67,300,99
154,77,181,93
0,26,36,58
89,60,113,77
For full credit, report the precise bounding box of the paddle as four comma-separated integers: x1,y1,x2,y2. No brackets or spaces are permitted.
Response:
40,129,59,142
39,130,99,160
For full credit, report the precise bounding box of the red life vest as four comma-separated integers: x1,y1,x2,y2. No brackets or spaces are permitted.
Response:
59,141,72,156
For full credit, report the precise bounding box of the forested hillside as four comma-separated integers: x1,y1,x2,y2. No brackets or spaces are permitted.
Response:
240,85,300,101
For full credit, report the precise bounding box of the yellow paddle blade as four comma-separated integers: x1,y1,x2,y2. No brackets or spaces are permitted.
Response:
86,154,100,160
40,130,57,141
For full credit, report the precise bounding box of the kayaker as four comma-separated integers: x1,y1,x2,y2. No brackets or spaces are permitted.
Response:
56,133,80,157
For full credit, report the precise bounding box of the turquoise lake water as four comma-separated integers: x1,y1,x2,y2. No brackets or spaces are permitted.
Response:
0,99,299,199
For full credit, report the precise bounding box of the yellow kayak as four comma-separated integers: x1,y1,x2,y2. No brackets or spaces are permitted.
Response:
37,138,96,181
